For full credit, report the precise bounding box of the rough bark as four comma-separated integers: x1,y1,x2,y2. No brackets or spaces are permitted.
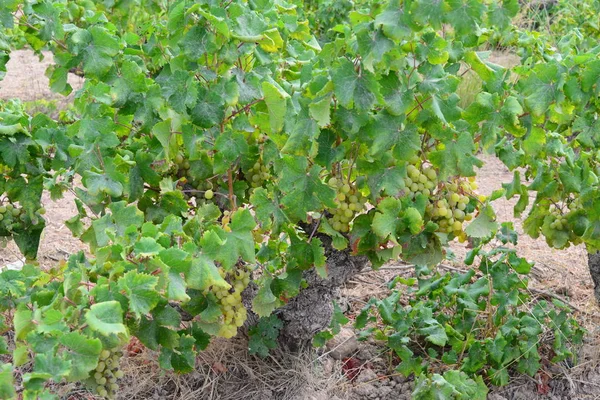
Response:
589,251,600,302
243,229,369,349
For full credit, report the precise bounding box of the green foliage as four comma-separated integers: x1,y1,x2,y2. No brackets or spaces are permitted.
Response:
356,233,584,397
0,0,596,398
413,370,488,400
248,314,284,358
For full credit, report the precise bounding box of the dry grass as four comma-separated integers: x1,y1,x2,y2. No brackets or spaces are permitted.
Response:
112,338,346,400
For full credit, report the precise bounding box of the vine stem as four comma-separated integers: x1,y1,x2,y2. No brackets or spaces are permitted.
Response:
228,168,237,210
307,218,321,243
406,96,431,118
222,98,264,124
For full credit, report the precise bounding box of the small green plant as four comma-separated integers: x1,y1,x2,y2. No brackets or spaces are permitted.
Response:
413,370,488,400
248,315,284,357
356,226,584,397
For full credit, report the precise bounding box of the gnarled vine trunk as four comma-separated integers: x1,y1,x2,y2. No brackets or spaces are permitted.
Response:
243,231,369,349
589,251,600,302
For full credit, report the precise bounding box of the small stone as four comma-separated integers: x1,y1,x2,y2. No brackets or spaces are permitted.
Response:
356,368,378,384
326,327,359,360
378,386,392,397
354,383,376,397
398,382,413,393
322,357,336,376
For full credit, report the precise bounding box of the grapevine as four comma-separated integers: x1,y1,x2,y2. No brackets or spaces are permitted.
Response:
0,0,596,398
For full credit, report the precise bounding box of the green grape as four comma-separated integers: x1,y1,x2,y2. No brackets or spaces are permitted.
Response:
426,169,437,180
0,206,6,213
96,362,106,372
204,189,214,200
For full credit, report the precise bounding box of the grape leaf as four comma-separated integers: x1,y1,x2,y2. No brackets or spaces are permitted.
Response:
85,301,128,337
59,332,102,380
118,271,160,317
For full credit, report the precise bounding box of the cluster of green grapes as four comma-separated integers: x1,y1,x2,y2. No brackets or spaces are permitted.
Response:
174,153,215,200
247,159,270,189
544,199,585,245
548,210,568,231
92,348,124,399
427,178,480,242
0,202,31,233
206,267,250,339
405,163,439,198
326,177,367,233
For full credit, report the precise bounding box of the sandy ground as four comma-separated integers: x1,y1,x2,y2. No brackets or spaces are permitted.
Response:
1,50,599,399
0,51,85,267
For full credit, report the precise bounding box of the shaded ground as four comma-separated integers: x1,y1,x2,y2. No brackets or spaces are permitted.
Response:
1,50,599,400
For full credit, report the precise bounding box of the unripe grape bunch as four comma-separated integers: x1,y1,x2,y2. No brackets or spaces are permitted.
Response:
174,152,216,201
247,159,271,189
404,162,439,199
542,200,585,246
0,200,44,233
427,177,481,242
326,176,367,233
403,158,482,242
91,347,124,399
204,267,251,339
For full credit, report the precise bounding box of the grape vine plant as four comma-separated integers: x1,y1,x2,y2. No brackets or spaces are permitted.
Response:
0,0,596,398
